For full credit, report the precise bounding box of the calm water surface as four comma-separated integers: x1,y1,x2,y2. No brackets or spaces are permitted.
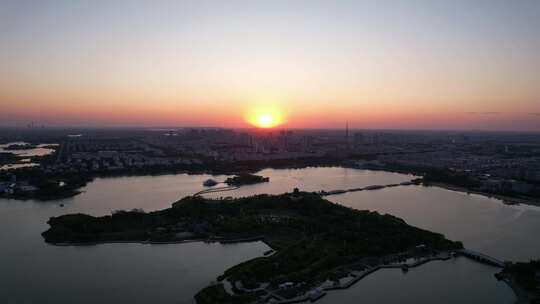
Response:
0,142,57,170
0,142,57,157
0,173,267,304
205,167,414,198
1,167,535,303
317,257,515,304
326,185,540,261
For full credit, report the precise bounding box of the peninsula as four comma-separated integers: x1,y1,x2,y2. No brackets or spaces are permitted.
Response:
497,261,540,303
42,190,462,303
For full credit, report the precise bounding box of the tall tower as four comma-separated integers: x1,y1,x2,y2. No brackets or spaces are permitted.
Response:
345,121,350,148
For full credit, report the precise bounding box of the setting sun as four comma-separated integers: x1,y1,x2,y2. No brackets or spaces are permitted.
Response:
246,105,285,128
258,114,274,127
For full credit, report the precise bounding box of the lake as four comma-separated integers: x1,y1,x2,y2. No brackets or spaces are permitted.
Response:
2,167,536,303
0,142,57,157
0,142,57,171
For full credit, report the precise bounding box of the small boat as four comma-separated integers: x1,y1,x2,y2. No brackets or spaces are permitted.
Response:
401,265,409,272
203,179,218,187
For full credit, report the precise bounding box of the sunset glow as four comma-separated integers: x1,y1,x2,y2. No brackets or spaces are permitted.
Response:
2,2,540,304
246,106,285,129
256,114,275,128
0,1,539,130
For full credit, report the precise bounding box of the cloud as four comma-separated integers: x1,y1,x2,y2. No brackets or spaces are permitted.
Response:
528,112,540,116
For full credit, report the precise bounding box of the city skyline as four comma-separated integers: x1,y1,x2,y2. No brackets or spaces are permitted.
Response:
1,0,539,131
2,2,540,302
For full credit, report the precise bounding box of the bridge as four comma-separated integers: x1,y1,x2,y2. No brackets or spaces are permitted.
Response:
456,249,505,268
320,180,419,196
193,185,239,196
191,178,422,198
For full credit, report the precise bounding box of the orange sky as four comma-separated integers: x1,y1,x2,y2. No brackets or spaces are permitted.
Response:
1,1,539,130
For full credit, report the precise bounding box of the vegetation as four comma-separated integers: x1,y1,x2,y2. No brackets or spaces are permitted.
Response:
195,284,255,304
2,150,340,201
380,162,540,199
225,173,269,186
42,191,462,303
5,143,36,150
500,261,540,303
0,152,18,165
0,167,89,200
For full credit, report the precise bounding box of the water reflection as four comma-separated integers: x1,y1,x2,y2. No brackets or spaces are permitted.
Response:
0,142,57,157
0,167,529,303
0,163,39,170
204,167,415,199
326,186,540,261
317,258,514,304
0,142,57,170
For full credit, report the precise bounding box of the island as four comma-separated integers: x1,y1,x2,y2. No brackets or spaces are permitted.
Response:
42,190,462,303
5,143,37,150
225,173,270,186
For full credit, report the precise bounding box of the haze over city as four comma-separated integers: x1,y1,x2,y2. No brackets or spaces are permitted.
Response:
1,0,539,130
4,2,540,304
0,0,540,304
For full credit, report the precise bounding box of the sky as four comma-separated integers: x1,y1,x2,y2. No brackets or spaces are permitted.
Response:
1,0,539,130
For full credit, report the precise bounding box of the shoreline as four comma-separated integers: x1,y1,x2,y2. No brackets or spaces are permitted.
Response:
0,161,341,201
223,251,510,304
39,188,528,304
343,165,540,208
502,274,532,304
5,163,540,208
46,236,518,304
46,236,270,248
425,182,540,208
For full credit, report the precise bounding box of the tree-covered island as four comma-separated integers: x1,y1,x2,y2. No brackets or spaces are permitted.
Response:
42,190,462,304
225,173,270,186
